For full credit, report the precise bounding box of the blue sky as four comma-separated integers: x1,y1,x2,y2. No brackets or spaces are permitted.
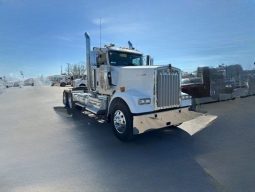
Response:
0,0,255,78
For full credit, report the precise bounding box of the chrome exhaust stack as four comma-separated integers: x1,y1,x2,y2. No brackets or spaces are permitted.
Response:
84,32,92,91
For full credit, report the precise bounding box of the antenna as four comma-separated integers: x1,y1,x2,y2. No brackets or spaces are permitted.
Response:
100,17,102,48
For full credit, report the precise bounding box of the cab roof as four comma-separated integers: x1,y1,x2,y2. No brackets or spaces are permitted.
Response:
93,46,142,55
108,46,142,55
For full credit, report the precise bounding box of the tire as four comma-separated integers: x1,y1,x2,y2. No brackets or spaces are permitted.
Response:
67,92,74,110
60,82,66,87
110,100,134,141
63,91,68,107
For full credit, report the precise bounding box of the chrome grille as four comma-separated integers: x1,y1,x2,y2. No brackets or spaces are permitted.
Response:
156,68,180,108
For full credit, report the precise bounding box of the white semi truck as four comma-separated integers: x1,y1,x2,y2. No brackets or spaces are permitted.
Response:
63,32,206,141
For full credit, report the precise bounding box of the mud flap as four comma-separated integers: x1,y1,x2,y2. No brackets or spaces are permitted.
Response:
177,114,217,135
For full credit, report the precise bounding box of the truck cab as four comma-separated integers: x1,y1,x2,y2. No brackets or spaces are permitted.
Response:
63,32,209,141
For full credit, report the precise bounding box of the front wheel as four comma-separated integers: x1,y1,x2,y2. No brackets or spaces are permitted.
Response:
110,100,134,141
63,91,68,107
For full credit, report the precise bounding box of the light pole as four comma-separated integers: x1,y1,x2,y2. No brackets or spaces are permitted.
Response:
66,63,71,76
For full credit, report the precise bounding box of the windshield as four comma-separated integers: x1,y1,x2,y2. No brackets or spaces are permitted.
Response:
108,51,143,66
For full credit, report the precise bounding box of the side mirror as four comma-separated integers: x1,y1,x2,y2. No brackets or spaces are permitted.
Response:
96,56,100,68
96,53,106,67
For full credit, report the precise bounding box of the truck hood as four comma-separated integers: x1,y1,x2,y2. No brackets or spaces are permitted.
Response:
111,65,178,97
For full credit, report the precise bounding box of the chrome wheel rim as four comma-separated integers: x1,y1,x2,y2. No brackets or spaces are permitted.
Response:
113,110,126,134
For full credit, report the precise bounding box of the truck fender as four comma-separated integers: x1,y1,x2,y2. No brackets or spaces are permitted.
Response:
108,90,154,116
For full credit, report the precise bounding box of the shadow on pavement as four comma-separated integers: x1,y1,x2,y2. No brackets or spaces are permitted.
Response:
53,106,73,118
52,105,219,192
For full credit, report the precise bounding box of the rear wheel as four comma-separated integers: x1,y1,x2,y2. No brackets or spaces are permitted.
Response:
110,100,134,141
60,82,66,87
67,92,74,110
63,91,68,107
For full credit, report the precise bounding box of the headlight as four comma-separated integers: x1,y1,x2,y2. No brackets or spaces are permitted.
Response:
138,98,151,105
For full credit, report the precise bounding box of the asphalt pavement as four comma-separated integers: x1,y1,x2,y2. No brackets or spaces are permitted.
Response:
0,86,254,192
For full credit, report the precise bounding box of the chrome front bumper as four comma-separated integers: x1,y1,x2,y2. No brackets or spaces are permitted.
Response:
133,107,204,135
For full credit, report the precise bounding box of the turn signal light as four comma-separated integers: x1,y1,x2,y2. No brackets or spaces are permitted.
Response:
120,86,125,92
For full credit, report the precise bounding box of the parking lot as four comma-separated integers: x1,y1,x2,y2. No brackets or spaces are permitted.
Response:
0,86,254,192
